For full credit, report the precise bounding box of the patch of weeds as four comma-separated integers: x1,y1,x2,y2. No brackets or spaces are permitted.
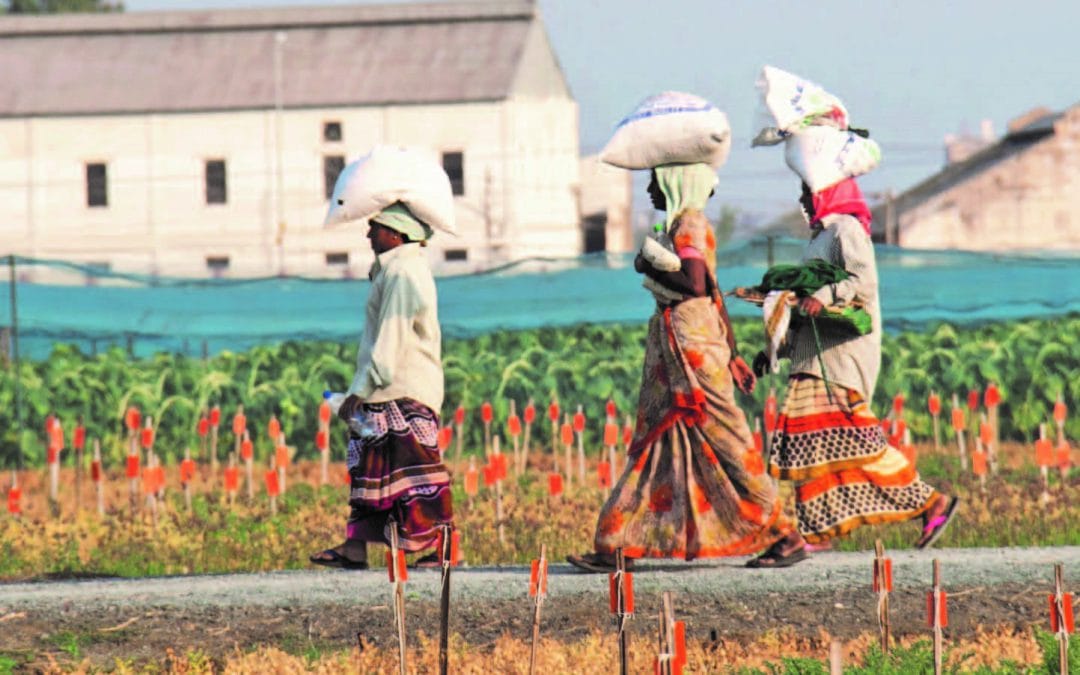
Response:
0,653,24,675
45,630,88,659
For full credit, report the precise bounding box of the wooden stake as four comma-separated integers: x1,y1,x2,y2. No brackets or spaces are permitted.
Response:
389,520,407,675
951,394,967,471
1038,424,1052,505
493,436,505,546
1052,563,1073,675
873,539,891,654
931,559,944,675
92,440,105,517
528,543,548,675
575,405,586,485
183,446,193,513
829,640,843,675
74,418,84,513
613,548,632,675
563,414,573,489
523,399,534,475
929,391,941,451
438,524,453,675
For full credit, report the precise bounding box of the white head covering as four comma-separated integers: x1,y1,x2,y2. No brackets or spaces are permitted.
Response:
751,65,882,191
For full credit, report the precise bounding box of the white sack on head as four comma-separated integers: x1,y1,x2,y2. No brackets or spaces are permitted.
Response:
324,145,457,235
783,126,881,192
600,91,731,170
756,65,848,134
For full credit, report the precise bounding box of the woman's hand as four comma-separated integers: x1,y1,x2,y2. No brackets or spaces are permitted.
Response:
634,253,650,273
798,296,825,317
337,394,361,423
729,355,756,395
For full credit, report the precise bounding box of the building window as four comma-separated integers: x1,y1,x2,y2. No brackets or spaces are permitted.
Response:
205,159,227,204
206,256,230,275
323,121,342,142
86,163,108,207
325,252,349,265
441,151,464,196
444,248,468,262
324,155,345,199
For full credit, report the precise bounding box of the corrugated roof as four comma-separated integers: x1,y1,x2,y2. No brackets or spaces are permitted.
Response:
0,1,539,116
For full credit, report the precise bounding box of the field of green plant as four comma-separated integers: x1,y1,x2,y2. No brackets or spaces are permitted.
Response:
1,315,1076,469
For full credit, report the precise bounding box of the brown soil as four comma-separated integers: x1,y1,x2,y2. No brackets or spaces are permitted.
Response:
0,582,1051,671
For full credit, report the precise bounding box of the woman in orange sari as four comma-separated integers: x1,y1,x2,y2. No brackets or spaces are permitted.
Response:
568,164,807,571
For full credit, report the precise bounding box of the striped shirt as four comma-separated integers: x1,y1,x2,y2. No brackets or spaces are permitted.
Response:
786,214,883,399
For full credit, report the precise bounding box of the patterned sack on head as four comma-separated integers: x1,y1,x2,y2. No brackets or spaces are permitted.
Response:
601,91,731,170
324,145,457,235
783,126,881,192
756,65,849,134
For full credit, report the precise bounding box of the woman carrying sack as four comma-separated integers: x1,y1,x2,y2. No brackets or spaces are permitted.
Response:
751,67,958,553
311,148,456,570
568,93,807,571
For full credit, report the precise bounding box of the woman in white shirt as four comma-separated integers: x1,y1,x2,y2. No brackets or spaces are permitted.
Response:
310,203,451,570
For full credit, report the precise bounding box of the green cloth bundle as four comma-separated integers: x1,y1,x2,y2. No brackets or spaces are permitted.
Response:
757,260,873,337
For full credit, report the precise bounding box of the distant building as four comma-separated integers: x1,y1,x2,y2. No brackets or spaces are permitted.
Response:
874,105,1080,251
0,1,583,279
578,156,632,254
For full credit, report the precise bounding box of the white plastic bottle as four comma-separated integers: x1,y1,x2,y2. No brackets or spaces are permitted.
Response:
323,391,377,439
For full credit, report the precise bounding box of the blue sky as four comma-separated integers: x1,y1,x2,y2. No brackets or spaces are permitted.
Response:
125,0,1080,227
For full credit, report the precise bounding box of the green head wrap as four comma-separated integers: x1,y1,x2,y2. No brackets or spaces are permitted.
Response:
654,163,718,232
371,202,434,242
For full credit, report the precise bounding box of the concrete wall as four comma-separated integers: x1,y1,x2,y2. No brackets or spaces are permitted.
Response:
899,109,1080,251
0,97,582,280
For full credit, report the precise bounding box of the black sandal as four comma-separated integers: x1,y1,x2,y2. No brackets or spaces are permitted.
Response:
309,549,369,570
745,545,809,569
567,552,634,574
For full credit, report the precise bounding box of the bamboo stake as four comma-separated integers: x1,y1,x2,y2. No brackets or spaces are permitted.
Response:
931,559,944,675
277,431,288,497
1052,563,1071,675
389,520,407,675
829,640,843,675
127,422,139,517
528,543,548,675
523,399,534,475
243,430,254,502
614,548,633,675
268,454,278,516
509,400,522,477
493,436,506,546
873,539,891,654
563,414,573,489
1038,424,1052,505
74,417,84,513
183,446,193,513
146,452,159,532
575,405,586,485
92,440,104,517
929,391,941,450
438,524,453,675
951,394,968,471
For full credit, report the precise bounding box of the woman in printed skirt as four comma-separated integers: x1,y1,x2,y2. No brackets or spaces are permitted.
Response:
568,163,808,572
310,203,452,570
753,179,958,552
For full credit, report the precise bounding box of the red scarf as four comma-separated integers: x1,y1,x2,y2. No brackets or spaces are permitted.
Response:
811,178,872,235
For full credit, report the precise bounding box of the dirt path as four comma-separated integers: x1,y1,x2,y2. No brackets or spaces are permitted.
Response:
2,546,1077,668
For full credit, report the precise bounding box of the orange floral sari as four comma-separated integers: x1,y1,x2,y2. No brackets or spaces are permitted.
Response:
594,211,792,559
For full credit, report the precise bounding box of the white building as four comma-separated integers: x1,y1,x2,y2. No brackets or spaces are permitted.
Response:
0,1,586,279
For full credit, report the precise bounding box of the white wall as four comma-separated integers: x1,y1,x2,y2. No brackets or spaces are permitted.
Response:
0,97,582,280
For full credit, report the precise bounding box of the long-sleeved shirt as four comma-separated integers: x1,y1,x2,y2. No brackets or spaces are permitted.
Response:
787,213,883,399
347,243,444,414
